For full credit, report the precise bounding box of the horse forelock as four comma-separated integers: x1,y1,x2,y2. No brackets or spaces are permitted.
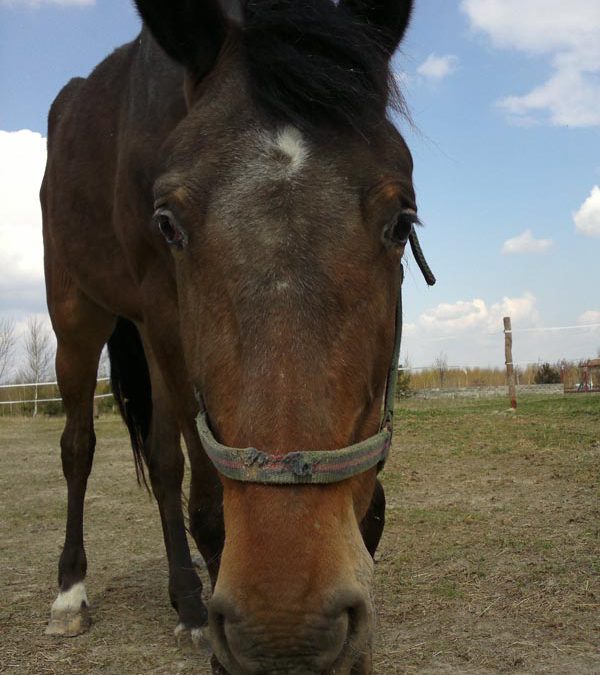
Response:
242,0,406,132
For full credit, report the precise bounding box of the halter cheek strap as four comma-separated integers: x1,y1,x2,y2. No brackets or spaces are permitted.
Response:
196,231,434,485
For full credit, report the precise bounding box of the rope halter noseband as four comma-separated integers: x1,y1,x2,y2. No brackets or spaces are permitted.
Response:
196,230,435,485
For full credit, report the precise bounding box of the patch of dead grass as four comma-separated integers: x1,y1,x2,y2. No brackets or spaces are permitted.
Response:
1,396,599,673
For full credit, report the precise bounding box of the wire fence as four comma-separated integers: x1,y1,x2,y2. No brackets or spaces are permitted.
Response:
0,320,598,413
401,320,599,368
398,320,600,400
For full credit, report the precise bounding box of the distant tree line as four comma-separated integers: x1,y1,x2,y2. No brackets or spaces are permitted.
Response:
397,351,600,396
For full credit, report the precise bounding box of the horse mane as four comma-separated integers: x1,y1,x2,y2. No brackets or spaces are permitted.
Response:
242,0,406,132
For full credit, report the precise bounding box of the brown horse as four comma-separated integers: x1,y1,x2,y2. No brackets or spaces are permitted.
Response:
41,0,428,672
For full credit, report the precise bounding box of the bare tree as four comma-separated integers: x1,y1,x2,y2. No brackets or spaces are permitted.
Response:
434,352,448,389
0,318,16,383
22,316,54,416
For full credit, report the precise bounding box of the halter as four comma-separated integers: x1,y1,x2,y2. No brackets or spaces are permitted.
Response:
196,231,435,485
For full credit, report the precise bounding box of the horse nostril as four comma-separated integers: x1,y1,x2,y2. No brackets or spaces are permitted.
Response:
347,598,369,646
209,595,243,672
330,592,370,654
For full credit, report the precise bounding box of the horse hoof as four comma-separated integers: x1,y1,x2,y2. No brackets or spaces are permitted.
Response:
45,605,91,637
211,654,229,674
174,622,211,651
45,582,91,637
191,555,205,571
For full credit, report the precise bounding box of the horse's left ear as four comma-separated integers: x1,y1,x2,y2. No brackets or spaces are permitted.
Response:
134,0,243,80
338,0,414,57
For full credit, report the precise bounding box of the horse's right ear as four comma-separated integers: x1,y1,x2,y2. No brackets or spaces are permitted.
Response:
134,0,243,79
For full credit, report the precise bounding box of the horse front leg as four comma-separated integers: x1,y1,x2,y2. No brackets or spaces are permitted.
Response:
142,346,210,645
46,293,114,636
360,479,386,558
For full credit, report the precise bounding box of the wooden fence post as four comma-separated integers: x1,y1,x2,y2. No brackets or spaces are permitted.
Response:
504,316,517,410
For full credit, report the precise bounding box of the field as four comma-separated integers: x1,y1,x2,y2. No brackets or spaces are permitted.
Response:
1,395,599,674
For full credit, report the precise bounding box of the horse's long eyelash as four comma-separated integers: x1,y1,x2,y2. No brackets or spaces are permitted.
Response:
400,210,422,226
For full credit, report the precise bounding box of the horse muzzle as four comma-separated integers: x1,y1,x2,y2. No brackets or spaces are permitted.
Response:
208,588,371,674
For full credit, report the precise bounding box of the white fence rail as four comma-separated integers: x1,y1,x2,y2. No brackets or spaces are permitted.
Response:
0,377,110,390
0,378,112,407
0,393,113,406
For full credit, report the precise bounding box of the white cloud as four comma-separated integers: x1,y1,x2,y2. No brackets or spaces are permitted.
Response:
573,186,600,238
417,53,459,81
0,0,94,7
402,292,546,366
416,292,539,336
403,292,600,367
461,0,600,127
501,229,553,254
579,310,600,325
0,129,47,316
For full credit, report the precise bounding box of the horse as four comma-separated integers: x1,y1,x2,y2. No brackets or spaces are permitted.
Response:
41,0,433,671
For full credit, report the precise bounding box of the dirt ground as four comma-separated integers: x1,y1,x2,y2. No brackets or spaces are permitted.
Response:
1,395,598,674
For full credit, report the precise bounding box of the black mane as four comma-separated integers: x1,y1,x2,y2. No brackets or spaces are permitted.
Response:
243,0,404,131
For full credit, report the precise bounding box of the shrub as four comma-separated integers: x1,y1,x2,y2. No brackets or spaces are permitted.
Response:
534,363,561,385
396,368,413,398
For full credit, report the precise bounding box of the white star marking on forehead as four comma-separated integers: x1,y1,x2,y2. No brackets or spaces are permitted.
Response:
273,126,308,174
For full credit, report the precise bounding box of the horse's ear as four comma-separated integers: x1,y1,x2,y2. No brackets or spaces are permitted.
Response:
339,0,414,57
134,0,243,78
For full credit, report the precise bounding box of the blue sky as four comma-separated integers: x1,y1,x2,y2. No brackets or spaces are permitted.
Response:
1,0,599,371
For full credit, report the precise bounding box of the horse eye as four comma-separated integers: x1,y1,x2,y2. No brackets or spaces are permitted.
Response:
153,208,188,249
384,209,419,248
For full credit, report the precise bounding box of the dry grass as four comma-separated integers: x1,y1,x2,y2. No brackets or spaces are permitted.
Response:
1,395,599,674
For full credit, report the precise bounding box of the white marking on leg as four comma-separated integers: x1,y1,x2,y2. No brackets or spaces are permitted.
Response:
46,581,91,636
175,623,211,650
51,581,88,614
191,626,210,648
